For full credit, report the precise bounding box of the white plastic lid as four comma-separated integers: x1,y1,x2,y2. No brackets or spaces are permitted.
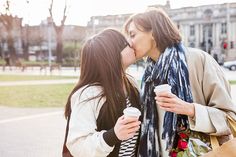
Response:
123,107,141,117
154,84,171,93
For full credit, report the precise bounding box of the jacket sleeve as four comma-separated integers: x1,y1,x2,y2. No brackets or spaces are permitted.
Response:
66,87,114,157
189,53,236,136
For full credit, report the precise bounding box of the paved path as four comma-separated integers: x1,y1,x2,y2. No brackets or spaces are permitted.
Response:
0,107,65,157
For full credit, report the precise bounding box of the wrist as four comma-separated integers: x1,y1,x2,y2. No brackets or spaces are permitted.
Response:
103,128,121,146
188,103,195,118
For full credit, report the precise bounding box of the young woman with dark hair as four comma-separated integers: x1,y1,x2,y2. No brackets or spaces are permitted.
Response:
64,28,141,157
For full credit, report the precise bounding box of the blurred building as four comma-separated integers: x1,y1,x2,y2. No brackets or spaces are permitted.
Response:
0,15,86,61
87,1,236,60
87,14,131,34
21,19,86,61
163,2,236,60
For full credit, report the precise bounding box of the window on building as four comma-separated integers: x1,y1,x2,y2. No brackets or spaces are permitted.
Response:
190,25,195,36
221,23,227,34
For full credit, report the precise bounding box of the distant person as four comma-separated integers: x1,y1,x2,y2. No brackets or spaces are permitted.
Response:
63,29,141,157
211,46,224,65
124,8,236,157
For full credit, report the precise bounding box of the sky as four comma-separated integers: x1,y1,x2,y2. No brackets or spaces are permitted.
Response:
0,0,235,26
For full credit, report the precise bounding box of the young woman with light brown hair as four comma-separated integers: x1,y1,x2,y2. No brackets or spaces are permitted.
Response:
124,8,236,157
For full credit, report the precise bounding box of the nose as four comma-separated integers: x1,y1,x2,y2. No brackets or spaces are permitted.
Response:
127,38,133,48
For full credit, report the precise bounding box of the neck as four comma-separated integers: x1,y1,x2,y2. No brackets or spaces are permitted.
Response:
148,47,161,61
123,65,128,71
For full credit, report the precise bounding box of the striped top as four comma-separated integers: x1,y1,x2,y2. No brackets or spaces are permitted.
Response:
118,98,139,157
118,131,139,157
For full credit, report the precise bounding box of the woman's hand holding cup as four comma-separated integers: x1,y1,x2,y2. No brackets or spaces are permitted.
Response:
114,107,141,141
154,84,195,117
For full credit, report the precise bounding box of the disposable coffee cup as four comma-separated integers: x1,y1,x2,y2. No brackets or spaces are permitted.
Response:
154,84,172,94
123,107,141,118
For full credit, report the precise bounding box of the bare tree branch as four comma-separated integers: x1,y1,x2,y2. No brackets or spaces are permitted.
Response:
48,0,57,28
61,0,67,26
48,0,68,63
49,0,68,29
48,0,54,18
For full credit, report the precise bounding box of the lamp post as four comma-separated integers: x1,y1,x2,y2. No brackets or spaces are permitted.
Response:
47,17,52,69
25,0,30,60
226,3,230,57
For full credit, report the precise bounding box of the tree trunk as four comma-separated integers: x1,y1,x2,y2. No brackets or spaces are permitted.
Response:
22,40,29,60
7,30,16,63
22,26,29,60
56,30,63,64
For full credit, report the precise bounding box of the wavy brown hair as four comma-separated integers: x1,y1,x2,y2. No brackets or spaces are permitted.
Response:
124,7,181,53
64,28,140,124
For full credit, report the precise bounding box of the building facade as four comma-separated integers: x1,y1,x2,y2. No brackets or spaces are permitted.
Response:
87,2,236,60
166,2,236,60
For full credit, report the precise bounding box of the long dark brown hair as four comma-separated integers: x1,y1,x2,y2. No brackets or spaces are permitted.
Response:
64,28,140,124
124,7,181,53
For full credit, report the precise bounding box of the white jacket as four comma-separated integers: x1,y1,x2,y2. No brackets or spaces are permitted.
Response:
66,85,114,157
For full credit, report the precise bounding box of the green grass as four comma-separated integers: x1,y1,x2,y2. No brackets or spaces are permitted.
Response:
0,75,77,81
0,84,75,107
229,80,236,84
0,59,4,65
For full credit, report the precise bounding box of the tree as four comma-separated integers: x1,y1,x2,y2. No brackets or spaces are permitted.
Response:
48,0,68,64
0,0,17,62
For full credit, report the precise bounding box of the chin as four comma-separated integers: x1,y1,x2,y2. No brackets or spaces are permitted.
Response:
136,55,142,60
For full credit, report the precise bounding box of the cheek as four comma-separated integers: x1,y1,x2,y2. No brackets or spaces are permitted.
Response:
121,49,136,66
133,38,151,58
135,43,149,59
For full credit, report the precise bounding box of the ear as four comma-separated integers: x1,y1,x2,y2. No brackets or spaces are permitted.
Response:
151,33,156,47
150,31,156,44
151,32,155,41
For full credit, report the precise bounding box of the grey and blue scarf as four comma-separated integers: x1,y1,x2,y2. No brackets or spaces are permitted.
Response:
138,43,193,157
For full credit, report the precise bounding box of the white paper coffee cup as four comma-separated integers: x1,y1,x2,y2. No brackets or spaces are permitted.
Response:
123,107,141,118
154,84,172,94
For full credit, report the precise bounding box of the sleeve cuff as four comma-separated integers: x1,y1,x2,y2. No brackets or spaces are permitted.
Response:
188,103,215,133
103,128,121,146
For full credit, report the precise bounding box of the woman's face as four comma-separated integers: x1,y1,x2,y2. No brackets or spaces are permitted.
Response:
127,21,155,60
121,41,136,69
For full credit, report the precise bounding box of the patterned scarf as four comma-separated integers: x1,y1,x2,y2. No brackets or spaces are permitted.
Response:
138,43,193,157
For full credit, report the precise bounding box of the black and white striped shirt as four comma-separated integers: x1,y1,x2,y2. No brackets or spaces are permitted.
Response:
118,131,139,157
118,98,139,157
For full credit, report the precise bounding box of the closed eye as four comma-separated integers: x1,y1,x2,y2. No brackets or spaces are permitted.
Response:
130,34,135,38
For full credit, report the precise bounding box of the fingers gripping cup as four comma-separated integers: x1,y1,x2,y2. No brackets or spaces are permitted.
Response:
154,84,172,94
123,107,141,119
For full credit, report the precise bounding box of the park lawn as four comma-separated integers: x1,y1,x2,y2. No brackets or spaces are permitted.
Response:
0,84,75,107
0,59,4,65
0,75,77,81
229,80,236,84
